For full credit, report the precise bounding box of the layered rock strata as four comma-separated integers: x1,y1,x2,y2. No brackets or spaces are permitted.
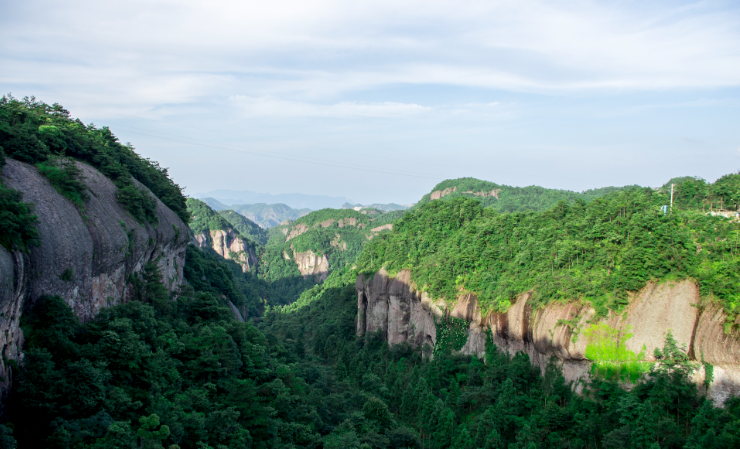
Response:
0,159,188,399
356,269,740,403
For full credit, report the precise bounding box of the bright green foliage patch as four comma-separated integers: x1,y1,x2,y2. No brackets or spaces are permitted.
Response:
357,185,740,318
583,323,650,383
0,95,188,224
34,157,88,206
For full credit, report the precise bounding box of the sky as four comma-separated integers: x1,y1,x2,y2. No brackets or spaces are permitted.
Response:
2,0,740,205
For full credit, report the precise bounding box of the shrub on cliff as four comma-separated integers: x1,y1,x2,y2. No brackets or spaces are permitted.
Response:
0,182,39,253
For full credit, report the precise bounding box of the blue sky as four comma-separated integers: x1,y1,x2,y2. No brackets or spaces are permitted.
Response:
2,0,739,204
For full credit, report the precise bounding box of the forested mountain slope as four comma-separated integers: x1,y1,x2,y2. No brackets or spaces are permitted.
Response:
219,209,269,245
187,198,261,273
9,236,740,449
354,175,740,403
5,93,740,448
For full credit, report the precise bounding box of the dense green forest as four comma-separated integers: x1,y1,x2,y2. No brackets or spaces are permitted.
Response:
0,96,188,225
6,251,740,448
416,178,637,214
357,178,740,322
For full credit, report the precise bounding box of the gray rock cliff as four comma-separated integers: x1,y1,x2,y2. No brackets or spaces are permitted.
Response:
356,269,740,404
0,159,188,399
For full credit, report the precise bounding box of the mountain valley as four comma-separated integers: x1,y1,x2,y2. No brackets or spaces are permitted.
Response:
2,97,740,448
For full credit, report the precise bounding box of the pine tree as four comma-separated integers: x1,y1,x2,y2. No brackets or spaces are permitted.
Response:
451,425,474,449
432,408,456,449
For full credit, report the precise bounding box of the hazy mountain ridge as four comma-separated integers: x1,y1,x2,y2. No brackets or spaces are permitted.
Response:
197,189,352,210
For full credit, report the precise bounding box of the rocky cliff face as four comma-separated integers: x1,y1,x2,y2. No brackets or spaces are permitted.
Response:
356,269,740,404
293,249,329,281
193,228,258,272
0,159,188,399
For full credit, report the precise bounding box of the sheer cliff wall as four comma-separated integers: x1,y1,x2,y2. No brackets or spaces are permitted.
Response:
356,269,740,404
0,159,188,399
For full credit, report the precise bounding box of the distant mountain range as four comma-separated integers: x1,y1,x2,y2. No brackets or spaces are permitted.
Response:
200,198,310,228
195,189,352,210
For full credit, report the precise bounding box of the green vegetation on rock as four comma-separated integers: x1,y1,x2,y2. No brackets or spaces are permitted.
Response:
0,183,39,253
0,95,188,224
583,323,650,383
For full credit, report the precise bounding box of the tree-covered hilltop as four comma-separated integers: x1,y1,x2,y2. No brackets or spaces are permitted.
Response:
0,95,188,225
416,177,638,213
218,209,269,245
357,176,740,320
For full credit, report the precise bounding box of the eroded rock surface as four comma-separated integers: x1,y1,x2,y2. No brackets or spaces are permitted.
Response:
293,249,329,281
356,270,740,402
0,159,188,399
193,228,258,272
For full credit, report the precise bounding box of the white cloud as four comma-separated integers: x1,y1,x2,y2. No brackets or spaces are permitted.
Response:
2,0,739,108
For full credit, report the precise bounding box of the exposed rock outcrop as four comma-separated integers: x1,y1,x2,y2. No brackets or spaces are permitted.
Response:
286,223,309,241
462,188,501,199
293,249,329,281
356,270,740,403
193,228,258,272
431,186,501,200
430,187,457,200
0,159,188,399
